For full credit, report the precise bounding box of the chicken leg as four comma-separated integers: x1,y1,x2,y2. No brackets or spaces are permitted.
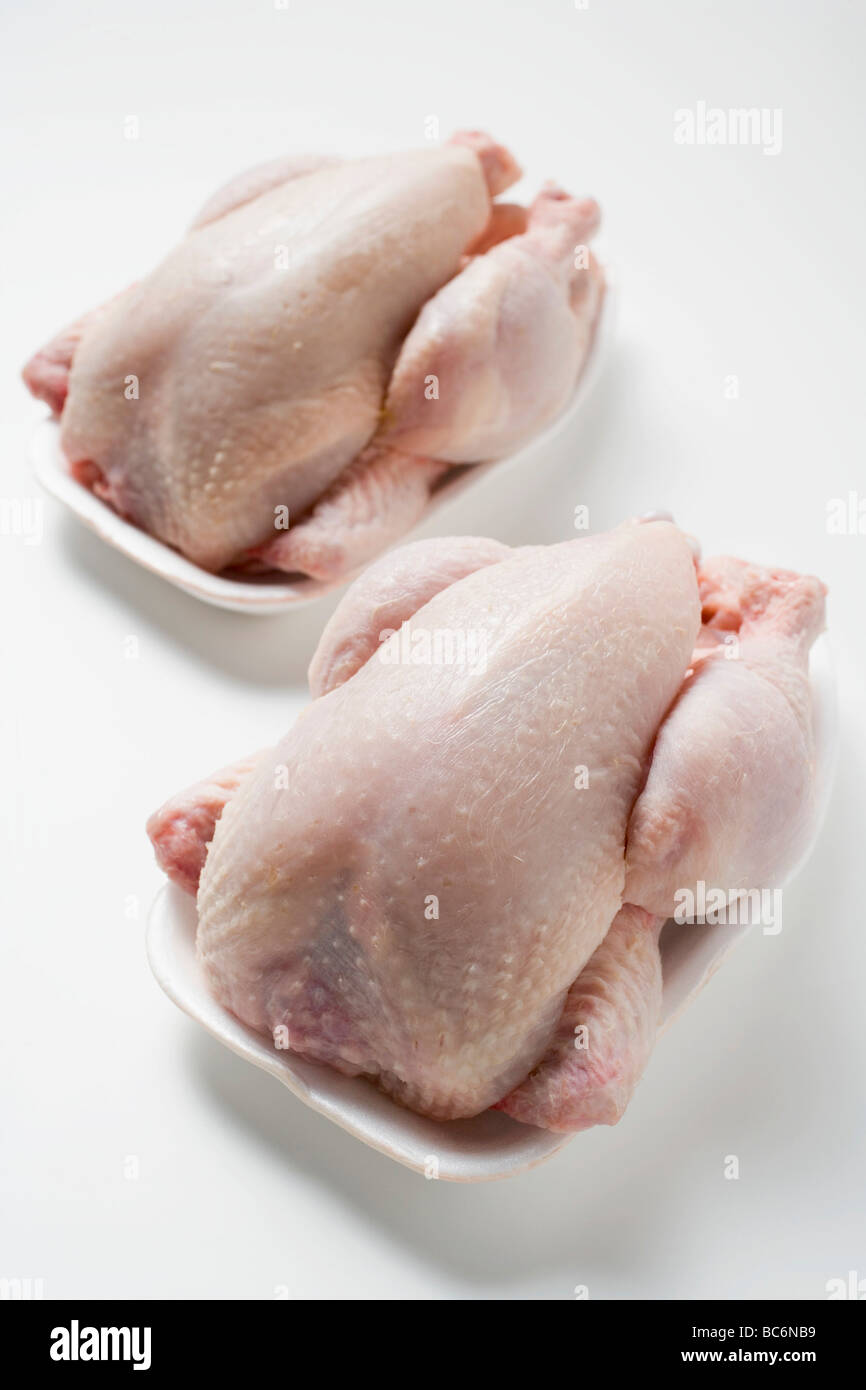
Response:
250,186,603,581
495,906,664,1132
625,558,826,918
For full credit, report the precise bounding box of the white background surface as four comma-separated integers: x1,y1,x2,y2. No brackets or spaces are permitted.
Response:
2,0,865,1300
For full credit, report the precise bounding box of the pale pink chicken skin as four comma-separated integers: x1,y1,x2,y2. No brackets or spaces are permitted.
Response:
257,186,603,581
145,755,261,897
23,134,604,582
494,905,665,1132
148,521,826,1131
624,559,826,918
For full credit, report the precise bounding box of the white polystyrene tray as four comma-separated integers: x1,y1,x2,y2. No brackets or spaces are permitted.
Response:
31,282,616,614
145,633,836,1181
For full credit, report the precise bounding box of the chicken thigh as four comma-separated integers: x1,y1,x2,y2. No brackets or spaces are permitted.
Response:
148,520,826,1131
24,133,604,581
624,558,826,917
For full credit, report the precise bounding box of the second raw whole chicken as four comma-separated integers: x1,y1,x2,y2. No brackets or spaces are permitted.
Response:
147,517,826,1132
23,131,604,583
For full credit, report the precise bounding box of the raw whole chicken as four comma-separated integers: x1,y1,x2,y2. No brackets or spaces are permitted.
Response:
23,132,604,582
148,518,827,1132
